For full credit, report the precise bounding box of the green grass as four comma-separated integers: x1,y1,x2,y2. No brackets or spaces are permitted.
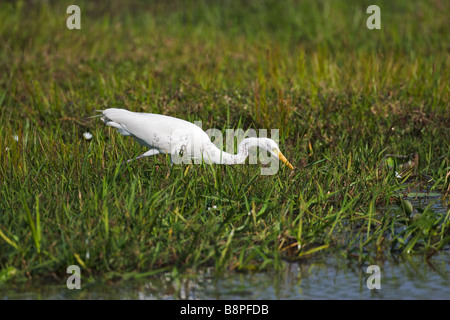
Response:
0,0,449,283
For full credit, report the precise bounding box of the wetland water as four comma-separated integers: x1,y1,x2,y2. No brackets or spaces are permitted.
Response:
1,253,449,299
2,190,449,300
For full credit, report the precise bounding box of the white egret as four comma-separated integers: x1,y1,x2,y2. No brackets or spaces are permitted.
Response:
100,108,294,169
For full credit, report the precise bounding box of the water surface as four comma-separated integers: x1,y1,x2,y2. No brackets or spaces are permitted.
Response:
2,252,449,300
2,188,449,300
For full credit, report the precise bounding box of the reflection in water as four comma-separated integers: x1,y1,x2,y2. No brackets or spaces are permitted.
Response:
2,253,449,299
2,188,449,300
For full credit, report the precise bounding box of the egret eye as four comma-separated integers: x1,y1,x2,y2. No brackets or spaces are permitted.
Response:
271,148,278,157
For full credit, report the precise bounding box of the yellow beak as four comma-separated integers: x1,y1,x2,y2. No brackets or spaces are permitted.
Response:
274,150,294,170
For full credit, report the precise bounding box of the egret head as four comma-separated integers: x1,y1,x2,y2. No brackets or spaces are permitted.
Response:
259,138,294,170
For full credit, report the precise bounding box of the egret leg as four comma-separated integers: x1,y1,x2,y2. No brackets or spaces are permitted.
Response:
124,149,159,164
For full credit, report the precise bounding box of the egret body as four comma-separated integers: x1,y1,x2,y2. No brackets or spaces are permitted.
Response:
101,108,294,169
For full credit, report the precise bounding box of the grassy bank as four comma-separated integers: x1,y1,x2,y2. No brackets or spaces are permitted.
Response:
0,0,449,283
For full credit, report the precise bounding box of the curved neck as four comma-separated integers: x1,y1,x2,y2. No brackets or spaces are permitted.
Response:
204,138,260,165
